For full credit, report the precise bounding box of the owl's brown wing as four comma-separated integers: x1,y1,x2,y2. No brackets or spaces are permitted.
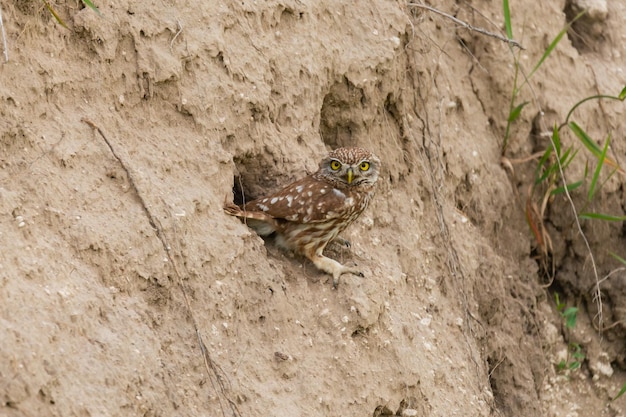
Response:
243,177,353,223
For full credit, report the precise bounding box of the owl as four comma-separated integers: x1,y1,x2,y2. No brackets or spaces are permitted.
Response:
224,147,381,288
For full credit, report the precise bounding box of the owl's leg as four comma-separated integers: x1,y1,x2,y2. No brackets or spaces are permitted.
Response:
305,250,363,288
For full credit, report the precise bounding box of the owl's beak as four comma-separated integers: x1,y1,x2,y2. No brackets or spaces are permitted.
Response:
346,168,354,184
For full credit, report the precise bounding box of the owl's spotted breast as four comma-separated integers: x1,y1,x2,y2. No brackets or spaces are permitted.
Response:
244,176,373,224
225,146,380,287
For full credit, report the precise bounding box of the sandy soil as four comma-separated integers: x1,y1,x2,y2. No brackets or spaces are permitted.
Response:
1,0,625,416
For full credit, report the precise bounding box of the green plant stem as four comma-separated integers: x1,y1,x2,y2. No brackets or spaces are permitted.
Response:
502,57,522,155
559,94,626,131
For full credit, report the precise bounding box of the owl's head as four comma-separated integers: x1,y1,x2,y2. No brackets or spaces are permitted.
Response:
317,147,381,187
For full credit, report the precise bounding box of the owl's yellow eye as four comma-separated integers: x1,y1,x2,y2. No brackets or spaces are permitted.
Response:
330,160,342,171
359,161,370,171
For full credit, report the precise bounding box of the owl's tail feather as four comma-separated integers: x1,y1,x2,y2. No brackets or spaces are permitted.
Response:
223,200,278,236
223,201,244,216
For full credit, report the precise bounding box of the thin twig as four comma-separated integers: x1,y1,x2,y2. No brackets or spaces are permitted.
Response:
0,2,8,62
590,267,626,332
170,19,183,51
593,267,626,289
82,118,241,417
408,3,525,50
503,151,546,165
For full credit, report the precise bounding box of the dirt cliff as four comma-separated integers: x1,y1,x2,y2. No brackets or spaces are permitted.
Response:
1,0,625,416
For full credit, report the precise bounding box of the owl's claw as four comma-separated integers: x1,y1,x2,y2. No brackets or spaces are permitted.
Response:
307,253,364,288
331,262,363,289
332,269,364,289
332,236,351,248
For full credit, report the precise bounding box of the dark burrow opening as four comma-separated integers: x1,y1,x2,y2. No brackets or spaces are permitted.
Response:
231,152,287,206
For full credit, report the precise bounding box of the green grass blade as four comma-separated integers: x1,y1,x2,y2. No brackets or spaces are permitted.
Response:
551,179,583,196
503,0,513,39
579,212,626,222
508,101,528,122
538,147,553,167
559,147,573,166
610,252,626,266
536,167,555,184
568,361,581,370
535,149,554,183
588,134,610,201
572,348,585,361
558,147,579,172
563,307,578,328
82,0,101,16
613,382,626,401
569,122,624,173
536,156,559,184
528,32,566,79
43,0,68,29
535,148,578,184
569,122,602,158
535,127,560,184
619,86,626,100
527,10,586,80
554,292,564,311
552,123,561,156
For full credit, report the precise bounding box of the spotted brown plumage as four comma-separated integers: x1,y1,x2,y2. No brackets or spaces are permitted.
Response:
224,147,380,287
